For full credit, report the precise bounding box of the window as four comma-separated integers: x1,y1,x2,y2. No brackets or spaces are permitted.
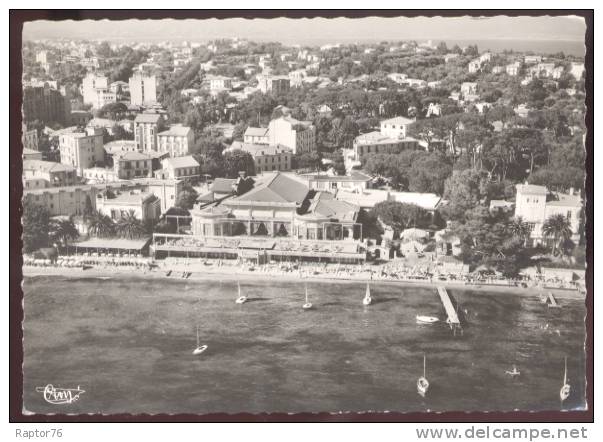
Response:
567,211,572,220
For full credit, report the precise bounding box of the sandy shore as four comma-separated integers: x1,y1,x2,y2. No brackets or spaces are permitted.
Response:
21,264,585,300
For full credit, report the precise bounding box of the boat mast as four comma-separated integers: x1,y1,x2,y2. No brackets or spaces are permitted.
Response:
196,326,199,347
564,357,567,385
423,354,426,378
238,281,241,297
305,285,308,303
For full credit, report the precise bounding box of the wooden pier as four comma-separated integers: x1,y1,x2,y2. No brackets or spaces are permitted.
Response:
547,292,560,308
437,286,462,335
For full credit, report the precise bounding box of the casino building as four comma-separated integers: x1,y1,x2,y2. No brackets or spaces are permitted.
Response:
151,172,367,263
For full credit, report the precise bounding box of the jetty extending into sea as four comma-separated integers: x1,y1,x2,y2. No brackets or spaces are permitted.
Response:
437,286,462,335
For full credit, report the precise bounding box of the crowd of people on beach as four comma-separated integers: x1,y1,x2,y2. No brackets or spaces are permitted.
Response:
23,252,584,292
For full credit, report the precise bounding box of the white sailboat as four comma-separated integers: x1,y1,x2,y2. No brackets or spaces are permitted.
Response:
505,365,521,377
235,281,247,304
417,353,430,397
302,285,313,310
363,283,372,305
416,315,439,324
192,326,208,355
560,357,571,402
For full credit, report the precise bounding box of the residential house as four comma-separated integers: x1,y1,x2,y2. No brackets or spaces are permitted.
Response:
226,142,292,173
506,62,521,76
59,127,105,175
155,155,200,180
82,73,116,109
22,125,39,151
380,116,414,139
129,72,157,106
113,151,153,179
514,183,582,245
243,127,270,144
468,59,482,73
134,113,165,153
461,82,478,97
22,148,43,161
207,75,233,91
156,125,195,157
23,159,78,189
267,116,316,154
346,116,418,163
570,62,585,81
96,189,161,223
257,75,290,94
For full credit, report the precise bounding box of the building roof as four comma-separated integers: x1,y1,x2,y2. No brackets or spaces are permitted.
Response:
23,159,75,173
308,191,359,222
87,118,116,129
516,183,547,196
73,236,151,251
158,125,192,137
103,140,138,155
228,172,308,205
547,192,582,208
22,148,41,156
381,116,415,126
355,131,411,146
116,151,152,161
101,190,156,205
134,113,162,124
211,178,237,194
305,171,371,182
244,127,269,137
489,200,515,210
228,141,292,156
163,155,200,169
390,191,442,211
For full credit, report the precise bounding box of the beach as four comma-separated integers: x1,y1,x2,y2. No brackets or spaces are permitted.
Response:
21,268,587,415
22,263,586,300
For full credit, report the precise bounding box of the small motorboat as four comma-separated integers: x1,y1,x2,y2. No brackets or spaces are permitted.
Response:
416,315,439,324
505,365,521,377
417,354,430,397
302,285,313,310
363,283,372,306
235,282,247,304
192,326,208,356
560,357,571,402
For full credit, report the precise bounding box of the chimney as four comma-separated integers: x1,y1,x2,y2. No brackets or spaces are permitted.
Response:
569,187,575,196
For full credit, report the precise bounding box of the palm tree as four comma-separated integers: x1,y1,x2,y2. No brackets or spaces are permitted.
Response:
542,214,572,256
86,210,115,238
49,217,79,249
116,210,147,239
507,216,532,246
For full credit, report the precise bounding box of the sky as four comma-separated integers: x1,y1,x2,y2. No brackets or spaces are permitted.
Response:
23,15,586,44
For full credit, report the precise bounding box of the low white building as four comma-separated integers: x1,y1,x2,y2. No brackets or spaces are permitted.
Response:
96,189,161,223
